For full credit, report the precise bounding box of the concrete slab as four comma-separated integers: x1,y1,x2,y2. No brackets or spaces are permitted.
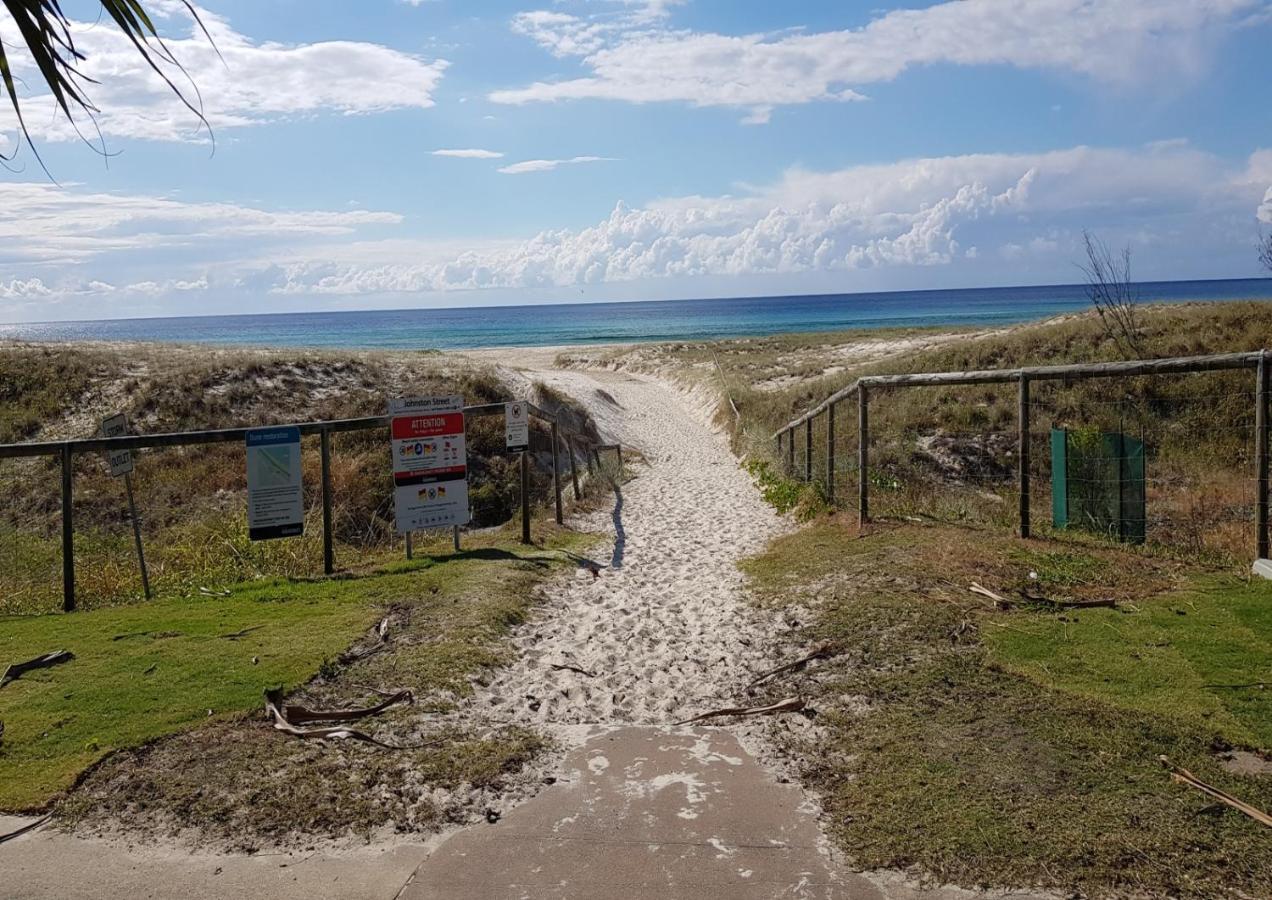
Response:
0,819,431,900
402,726,872,899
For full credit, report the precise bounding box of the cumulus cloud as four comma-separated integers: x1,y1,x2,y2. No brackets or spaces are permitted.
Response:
493,0,1263,121
0,2,449,146
498,155,614,174
433,148,505,158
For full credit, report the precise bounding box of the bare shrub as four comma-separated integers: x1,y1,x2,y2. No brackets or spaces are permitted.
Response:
1079,230,1143,357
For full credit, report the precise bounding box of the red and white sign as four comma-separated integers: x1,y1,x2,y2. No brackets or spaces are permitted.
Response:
390,396,469,532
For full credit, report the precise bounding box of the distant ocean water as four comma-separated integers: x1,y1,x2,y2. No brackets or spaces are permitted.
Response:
3,279,1270,351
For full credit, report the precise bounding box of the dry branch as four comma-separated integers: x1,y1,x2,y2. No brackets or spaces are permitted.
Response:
262,688,430,750
1159,756,1272,828
1,650,74,689
969,583,1011,608
279,689,414,725
745,645,835,693
673,697,805,727
549,663,597,678
0,815,50,846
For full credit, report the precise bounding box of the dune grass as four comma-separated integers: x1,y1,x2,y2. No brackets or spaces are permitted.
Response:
741,520,1272,898
1,522,599,816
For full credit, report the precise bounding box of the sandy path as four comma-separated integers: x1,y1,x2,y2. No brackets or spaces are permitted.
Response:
471,364,790,728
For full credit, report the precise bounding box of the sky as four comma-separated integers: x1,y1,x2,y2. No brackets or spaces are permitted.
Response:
0,0,1270,323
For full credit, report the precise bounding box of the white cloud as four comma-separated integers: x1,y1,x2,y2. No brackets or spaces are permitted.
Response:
493,0,1262,122
497,155,615,174
0,2,449,146
433,148,505,158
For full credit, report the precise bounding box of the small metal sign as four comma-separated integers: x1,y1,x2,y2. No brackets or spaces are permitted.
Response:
246,426,305,541
506,401,529,452
101,413,133,477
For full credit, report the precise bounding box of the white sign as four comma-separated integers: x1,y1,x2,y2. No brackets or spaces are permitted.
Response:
101,413,134,477
505,401,529,452
245,426,304,541
390,396,469,533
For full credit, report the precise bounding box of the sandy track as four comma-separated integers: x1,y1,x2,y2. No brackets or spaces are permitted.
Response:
470,365,791,727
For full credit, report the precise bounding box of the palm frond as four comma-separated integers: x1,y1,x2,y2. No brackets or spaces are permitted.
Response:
0,0,212,172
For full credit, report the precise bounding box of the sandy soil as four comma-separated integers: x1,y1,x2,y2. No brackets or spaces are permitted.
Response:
459,360,796,729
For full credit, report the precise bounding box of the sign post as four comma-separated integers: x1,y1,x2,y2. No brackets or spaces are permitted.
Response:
505,401,529,452
101,413,150,600
391,397,469,540
245,426,305,541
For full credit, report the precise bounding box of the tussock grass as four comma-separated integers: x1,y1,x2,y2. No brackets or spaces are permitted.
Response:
741,520,1272,898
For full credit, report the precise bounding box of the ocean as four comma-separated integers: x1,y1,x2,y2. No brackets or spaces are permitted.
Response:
2,278,1269,350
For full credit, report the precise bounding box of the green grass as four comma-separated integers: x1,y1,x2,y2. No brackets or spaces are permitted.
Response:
990,574,1272,748
1,522,600,817
741,520,1272,898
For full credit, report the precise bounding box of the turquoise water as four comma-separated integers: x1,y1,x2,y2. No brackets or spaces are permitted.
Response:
3,279,1269,350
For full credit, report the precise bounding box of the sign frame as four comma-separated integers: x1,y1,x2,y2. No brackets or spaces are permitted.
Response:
390,396,470,533
245,426,305,541
505,401,529,453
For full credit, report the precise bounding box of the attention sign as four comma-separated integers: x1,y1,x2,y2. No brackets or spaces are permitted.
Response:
245,426,305,541
506,401,529,452
101,413,133,477
390,396,469,533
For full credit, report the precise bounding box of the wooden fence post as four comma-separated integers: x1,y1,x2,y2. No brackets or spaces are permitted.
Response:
320,427,334,575
551,421,563,525
1018,373,1031,539
804,417,813,483
405,531,413,560
826,402,835,501
858,386,869,526
567,434,581,500
61,443,75,612
520,448,532,544
1257,350,1269,560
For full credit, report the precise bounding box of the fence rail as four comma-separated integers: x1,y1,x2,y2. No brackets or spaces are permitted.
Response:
772,349,1270,561
0,400,621,612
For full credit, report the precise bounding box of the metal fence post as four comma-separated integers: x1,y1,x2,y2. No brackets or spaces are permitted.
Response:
551,421,563,525
858,385,869,526
566,434,581,500
61,443,75,612
1257,350,1269,560
804,417,813,483
320,427,334,575
1018,373,1031,539
520,448,531,544
826,402,836,501
123,473,151,599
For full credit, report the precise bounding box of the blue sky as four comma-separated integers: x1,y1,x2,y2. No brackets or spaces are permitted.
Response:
0,0,1270,322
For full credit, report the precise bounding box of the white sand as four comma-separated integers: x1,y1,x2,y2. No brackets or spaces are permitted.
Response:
462,362,794,728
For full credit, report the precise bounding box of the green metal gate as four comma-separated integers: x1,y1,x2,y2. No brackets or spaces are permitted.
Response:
1051,428,1146,544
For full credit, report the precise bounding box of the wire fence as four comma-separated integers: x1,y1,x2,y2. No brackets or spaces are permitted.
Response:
0,402,621,615
773,351,1270,565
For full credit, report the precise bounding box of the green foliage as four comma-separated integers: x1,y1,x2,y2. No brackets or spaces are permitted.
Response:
745,458,829,520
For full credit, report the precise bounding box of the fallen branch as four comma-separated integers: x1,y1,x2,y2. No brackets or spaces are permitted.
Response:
1159,755,1272,828
673,697,805,727
338,615,394,665
279,689,414,725
744,645,835,693
263,688,432,750
1023,593,1117,610
198,587,231,598
0,815,50,846
969,582,1012,608
220,625,264,641
549,663,597,678
1,651,74,689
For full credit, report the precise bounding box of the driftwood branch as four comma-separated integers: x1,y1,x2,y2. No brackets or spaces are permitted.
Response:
262,687,431,750
1,651,74,689
549,663,597,678
1159,756,1272,828
281,690,413,725
970,583,1116,611
673,697,805,727
745,645,835,693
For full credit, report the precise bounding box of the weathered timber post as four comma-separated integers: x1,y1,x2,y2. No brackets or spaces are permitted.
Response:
551,421,563,525
804,417,813,483
453,525,461,553
61,444,75,612
826,402,836,501
776,430,783,461
858,385,869,526
1257,349,1269,560
1018,373,1031,539
405,531,413,560
566,434,581,500
320,427,334,575
520,448,532,544
786,428,795,475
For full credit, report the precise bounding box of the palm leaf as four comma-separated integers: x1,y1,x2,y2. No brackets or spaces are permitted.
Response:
0,0,213,171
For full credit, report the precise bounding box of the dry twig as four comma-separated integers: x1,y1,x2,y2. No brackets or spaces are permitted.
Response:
744,645,835,693
1159,756,1272,828
673,697,806,727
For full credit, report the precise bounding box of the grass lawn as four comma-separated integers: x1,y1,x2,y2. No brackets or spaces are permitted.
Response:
1,522,598,818
741,519,1272,898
